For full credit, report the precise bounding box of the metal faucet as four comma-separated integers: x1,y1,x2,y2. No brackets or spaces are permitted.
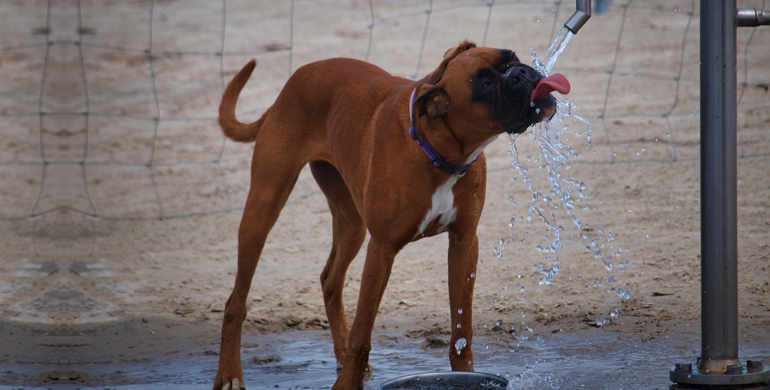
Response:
564,0,592,34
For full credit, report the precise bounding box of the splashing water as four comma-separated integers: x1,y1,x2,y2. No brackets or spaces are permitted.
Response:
505,26,631,294
507,368,564,390
536,259,559,286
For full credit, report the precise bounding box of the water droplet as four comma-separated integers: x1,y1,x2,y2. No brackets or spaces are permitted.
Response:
458,308,463,314
616,288,633,300
454,337,467,355
456,323,462,329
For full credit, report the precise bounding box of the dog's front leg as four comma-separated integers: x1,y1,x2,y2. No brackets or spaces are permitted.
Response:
333,238,398,390
447,230,478,372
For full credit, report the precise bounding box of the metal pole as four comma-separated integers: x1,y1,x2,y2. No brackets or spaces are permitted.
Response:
699,0,739,374
670,2,770,388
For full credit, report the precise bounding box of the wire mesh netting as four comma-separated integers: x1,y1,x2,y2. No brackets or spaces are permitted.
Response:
0,0,768,222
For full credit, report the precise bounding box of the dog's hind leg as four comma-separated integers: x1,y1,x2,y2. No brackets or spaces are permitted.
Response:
310,161,367,369
214,149,306,390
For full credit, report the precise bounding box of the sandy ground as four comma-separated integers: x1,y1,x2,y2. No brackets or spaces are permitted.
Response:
0,0,769,387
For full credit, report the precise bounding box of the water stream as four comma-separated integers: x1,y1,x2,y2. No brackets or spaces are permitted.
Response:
502,27,631,319
542,27,574,74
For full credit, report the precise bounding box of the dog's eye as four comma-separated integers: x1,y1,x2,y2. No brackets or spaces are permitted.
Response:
478,69,494,91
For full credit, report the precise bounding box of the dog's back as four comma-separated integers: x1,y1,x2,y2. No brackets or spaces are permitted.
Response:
219,57,409,146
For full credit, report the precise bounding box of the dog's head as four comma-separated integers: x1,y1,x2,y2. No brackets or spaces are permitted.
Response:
415,40,567,136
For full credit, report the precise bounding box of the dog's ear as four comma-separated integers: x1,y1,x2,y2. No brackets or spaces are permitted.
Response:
414,41,476,118
416,85,452,118
443,40,477,59
425,40,477,84
413,41,474,118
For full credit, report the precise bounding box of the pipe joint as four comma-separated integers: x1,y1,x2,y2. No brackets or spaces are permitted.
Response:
737,8,770,27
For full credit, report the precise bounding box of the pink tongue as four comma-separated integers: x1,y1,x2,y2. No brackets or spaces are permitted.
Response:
530,73,571,102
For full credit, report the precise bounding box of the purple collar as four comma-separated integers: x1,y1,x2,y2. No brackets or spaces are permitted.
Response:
408,89,478,176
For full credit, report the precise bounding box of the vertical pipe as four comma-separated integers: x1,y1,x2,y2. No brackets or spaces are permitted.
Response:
699,0,740,374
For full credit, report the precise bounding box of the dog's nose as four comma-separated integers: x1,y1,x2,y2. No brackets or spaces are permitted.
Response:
506,64,540,87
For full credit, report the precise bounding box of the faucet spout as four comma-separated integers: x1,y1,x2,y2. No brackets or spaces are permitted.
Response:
564,0,592,34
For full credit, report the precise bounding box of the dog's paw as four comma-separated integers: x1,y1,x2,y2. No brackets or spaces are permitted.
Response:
219,378,246,390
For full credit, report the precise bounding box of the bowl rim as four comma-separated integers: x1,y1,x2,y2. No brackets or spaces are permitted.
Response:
379,371,509,389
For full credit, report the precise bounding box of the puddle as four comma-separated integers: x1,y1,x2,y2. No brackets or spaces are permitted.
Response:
69,259,115,278
12,259,60,278
2,327,767,390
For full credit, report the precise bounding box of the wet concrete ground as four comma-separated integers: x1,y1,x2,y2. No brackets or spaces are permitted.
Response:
2,318,768,390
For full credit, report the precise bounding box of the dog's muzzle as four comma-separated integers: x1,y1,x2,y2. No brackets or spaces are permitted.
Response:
502,64,569,126
530,72,571,121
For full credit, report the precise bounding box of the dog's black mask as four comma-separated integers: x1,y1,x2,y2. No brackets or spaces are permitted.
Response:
472,50,557,134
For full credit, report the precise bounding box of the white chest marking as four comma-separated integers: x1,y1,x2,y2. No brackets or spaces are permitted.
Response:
416,136,499,236
418,176,459,235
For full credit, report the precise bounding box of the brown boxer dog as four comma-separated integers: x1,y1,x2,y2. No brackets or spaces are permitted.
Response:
213,40,569,390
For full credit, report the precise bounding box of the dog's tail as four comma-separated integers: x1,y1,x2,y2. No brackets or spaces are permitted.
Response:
218,59,266,143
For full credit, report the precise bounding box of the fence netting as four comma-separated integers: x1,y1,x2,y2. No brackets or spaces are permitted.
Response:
0,0,767,221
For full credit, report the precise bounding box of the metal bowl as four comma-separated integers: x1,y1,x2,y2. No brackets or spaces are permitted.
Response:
379,371,508,390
